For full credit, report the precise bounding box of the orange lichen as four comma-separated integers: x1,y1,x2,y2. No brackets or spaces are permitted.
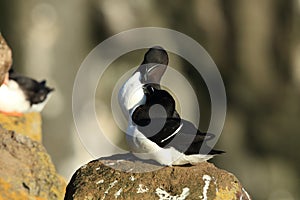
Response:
214,182,241,200
0,178,47,200
0,112,42,142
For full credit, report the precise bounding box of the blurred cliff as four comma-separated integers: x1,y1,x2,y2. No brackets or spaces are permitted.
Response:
1,0,299,199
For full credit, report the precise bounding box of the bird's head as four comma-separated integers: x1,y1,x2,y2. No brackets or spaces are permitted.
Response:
138,46,168,84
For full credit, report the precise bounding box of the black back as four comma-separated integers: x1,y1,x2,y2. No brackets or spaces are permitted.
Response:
131,83,224,155
132,84,177,126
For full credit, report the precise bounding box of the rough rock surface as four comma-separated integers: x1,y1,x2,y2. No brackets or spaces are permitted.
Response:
65,154,251,200
0,126,66,200
0,112,42,142
0,33,12,85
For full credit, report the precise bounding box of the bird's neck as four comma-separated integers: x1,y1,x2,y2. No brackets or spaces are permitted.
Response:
119,72,146,117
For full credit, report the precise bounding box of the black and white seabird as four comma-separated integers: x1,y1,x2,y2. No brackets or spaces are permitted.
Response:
118,46,179,120
119,46,223,165
0,70,54,115
127,84,224,165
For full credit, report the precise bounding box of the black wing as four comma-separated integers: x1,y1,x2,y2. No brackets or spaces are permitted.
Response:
135,117,222,155
131,83,223,155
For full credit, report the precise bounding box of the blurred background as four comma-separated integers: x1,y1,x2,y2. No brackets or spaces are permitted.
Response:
1,0,300,199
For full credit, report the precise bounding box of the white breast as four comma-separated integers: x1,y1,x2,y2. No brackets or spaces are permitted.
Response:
0,80,30,113
118,72,146,119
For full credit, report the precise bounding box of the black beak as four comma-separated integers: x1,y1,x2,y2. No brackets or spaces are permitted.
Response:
143,83,160,96
143,84,153,95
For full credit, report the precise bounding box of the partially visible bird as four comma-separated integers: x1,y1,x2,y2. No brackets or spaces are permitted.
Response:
0,69,54,115
127,84,224,166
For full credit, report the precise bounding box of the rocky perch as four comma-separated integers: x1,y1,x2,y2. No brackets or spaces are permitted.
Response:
0,33,12,85
0,112,42,142
0,126,66,200
65,154,251,200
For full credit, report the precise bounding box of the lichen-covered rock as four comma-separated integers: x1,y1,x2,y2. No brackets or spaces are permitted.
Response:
0,127,66,200
65,154,251,200
0,33,12,85
0,112,42,142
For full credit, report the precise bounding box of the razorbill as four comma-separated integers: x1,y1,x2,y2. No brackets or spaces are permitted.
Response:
127,84,224,166
0,69,54,115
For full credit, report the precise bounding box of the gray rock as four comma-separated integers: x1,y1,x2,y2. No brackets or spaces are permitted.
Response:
0,126,66,200
65,153,251,200
0,33,12,85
